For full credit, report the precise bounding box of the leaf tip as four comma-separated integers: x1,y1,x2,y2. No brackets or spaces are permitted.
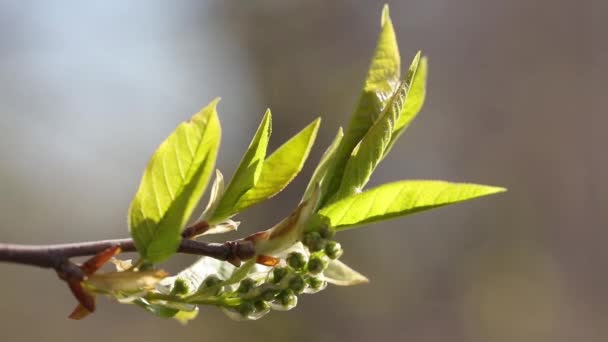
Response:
381,4,391,26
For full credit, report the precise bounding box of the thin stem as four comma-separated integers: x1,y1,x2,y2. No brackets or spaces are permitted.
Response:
145,292,241,307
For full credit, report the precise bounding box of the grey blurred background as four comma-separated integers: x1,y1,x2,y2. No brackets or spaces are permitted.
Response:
0,0,598,341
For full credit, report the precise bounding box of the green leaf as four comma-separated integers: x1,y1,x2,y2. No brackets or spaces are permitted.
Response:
318,180,506,230
211,110,272,222
323,260,369,286
128,99,221,263
303,127,343,203
234,117,320,212
333,82,408,200
385,53,428,155
320,4,401,206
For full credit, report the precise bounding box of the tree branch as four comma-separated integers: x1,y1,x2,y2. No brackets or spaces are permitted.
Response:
0,237,255,274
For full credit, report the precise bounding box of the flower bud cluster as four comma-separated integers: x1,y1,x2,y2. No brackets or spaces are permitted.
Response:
199,225,343,320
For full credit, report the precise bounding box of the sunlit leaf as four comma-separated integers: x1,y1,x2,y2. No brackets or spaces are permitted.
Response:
385,53,428,155
303,127,343,204
320,5,401,206
128,99,221,263
319,180,506,230
323,260,369,286
84,270,168,293
211,110,272,222
234,117,320,212
333,82,408,199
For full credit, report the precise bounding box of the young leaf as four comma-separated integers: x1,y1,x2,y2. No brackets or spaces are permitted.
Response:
211,110,272,222
320,5,401,206
318,180,506,230
333,82,408,200
128,99,221,263
302,127,343,203
323,260,369,286
234,117,320,212
385,54,428,155
200,170,225,220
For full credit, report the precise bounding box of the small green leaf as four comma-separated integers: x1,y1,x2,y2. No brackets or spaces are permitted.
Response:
323,260,369,286
303,127,343,203
200,170,225,220
385,53,428,155
318,180,506,230
234,117,320,212
128,99,221,263
320,5,401,206
211,110,272,222
333,82,408,200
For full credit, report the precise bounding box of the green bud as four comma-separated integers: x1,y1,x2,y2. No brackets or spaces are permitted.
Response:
259,287,279,301
303,232,326,252
198,275,222,296
276,289,296,307
318,225,336,239
307,256,327,275
170,278,190,296
254,300,270,312
288,274,306,294
237,278,256,294
237,301,256,317
272,267,289,283
307,276,324,290
324,241,343,259
201,275,222,288
286,252,307,270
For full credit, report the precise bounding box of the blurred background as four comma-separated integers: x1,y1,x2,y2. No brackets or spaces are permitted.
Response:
0,0,598,341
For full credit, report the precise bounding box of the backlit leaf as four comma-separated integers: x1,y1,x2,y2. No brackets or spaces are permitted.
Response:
323,260,369,286
234,117,320,212
319,180,506,230
211,110,272,222
333,82,408,199
320,4,401,207
128,99,221,262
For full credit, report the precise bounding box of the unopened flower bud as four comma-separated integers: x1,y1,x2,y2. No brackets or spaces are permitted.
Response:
254,300,270,312
259,287,279,301
201,275,222,288
237,301,256,317
324,241,343,259
303,232,326,252
237,278,256,294
272,267,289,283
318,225,336,239
304,276,327,294
276,289,296,307
288,274,306,294
198,275,222,296
307,255,327,274
286,252,306,270
307,276,323,290
170,278,190,296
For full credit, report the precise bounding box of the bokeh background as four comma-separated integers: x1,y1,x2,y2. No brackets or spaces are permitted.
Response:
0,1,598,341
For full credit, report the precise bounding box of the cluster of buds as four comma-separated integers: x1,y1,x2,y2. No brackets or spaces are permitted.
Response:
179,224,343,320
